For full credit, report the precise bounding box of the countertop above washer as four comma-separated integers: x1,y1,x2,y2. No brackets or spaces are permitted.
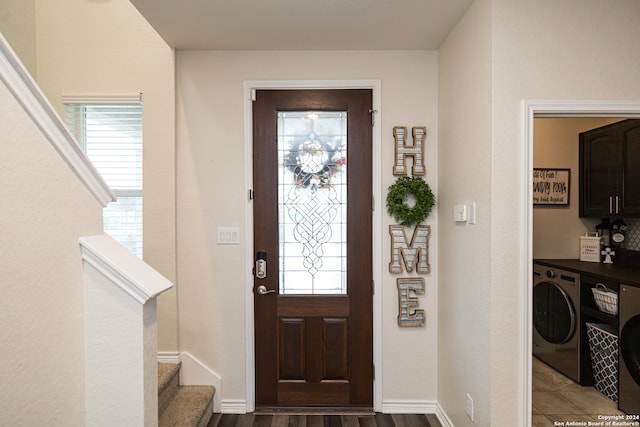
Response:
535,250,640,287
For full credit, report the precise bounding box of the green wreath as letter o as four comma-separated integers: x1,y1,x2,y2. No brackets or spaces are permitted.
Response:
386,176,435,226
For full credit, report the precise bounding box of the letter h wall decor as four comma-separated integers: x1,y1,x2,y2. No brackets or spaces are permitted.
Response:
387,126,434,327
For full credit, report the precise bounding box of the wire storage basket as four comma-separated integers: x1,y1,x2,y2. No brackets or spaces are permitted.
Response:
592,283,618,315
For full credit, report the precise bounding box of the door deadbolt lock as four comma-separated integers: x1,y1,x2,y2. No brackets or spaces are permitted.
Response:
255,251,267,279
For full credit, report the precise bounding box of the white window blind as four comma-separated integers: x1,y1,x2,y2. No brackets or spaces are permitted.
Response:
64,96,143,258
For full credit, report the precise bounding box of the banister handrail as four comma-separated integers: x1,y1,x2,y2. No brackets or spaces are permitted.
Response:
80,234,173,305
0,32,114,207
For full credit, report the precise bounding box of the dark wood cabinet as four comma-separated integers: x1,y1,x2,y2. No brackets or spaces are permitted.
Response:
580,119,640,217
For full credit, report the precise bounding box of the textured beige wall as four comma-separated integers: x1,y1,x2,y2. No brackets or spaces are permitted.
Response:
440,0,640,425
491,1,640,423
175,50,439,406
0,0,37,77
533,118,623,259
438,1,640,425
34,0,178,352
438,0,493,425
0,80,103,425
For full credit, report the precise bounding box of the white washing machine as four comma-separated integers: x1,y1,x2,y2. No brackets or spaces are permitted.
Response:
619,284,640,415
533,262,581,383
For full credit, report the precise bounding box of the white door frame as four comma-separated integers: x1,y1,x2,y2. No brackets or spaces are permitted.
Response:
243,80,383,413
521,100,640,427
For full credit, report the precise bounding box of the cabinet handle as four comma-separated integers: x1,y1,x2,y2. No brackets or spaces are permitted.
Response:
610,196,613,214
616,195,620,214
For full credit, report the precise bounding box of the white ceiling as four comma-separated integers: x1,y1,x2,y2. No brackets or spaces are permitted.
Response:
129,0,474,50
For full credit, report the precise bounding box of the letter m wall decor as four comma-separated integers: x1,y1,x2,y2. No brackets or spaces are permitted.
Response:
389,225,431,274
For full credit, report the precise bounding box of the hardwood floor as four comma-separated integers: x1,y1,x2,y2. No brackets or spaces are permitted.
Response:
208,413,443,427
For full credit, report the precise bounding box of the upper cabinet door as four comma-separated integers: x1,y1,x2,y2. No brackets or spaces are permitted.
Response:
580,123,622,217
621,120,640,215
579,119,640,218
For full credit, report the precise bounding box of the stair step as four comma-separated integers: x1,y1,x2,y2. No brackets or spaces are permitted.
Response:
159,385,215,427
158,362,181,415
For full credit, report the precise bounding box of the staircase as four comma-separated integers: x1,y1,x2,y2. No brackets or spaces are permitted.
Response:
158,362,215,427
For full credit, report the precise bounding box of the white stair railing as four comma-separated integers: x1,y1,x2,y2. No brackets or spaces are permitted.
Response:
81,234,173,427
0,32,114,207
0,30,173,427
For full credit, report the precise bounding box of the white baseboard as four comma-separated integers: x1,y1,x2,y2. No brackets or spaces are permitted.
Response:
382,400,453,427
180,352,222,413
157,351,222,413
432,405,454,427
221,400,249,414
157,351,181,364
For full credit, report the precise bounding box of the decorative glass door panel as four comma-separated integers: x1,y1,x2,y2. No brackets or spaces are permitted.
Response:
277,111,347,295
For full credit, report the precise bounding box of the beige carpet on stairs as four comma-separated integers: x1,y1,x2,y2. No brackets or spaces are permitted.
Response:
158,362,215,427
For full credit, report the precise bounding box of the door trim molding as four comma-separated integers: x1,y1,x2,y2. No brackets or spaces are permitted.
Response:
243,80,382,413
521,100,640,427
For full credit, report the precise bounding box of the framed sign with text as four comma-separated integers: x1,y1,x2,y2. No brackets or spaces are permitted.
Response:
533,168,570,206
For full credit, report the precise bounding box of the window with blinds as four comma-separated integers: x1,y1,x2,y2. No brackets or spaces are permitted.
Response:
64,96,143,258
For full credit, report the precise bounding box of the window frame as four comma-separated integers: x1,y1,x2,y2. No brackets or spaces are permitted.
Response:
63,93,144,258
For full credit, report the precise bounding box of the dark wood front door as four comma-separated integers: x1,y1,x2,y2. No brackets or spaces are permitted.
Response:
253,89,373,408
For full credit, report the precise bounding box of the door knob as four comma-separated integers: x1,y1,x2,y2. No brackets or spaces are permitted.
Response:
256,285,276,295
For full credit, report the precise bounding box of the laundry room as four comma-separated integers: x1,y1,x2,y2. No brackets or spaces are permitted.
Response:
532,117,640,424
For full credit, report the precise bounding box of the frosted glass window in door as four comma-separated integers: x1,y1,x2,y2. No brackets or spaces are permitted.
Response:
277,111,347,294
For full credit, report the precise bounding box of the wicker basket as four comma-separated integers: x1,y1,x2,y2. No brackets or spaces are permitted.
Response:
592,283,618,315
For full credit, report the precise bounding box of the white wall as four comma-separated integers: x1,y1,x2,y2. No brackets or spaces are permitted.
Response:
175,50,439,407
533,118,622,259
440,0,640,425
0,0,36,77
438,0,493,425
492,1,640,424
0,80,103,425
33,0,178,352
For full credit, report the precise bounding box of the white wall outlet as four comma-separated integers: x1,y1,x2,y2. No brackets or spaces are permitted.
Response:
217,227,240,245
466,393,474,421
454,204,467,222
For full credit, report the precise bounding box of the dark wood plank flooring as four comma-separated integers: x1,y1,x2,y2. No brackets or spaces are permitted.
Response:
208,413,442,427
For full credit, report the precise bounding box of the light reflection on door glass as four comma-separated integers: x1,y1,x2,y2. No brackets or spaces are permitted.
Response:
277,111,347,295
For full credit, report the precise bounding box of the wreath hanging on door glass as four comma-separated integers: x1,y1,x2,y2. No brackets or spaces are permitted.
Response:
287,137,346,189
386,176,435,226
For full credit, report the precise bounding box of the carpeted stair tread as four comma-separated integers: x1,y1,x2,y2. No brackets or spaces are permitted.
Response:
158,362,181,415
159,385,215,427
158,363,181,391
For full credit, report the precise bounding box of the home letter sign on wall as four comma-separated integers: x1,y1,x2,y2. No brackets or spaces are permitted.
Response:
397,278,426,327
389,225,431,274
389,125,431,327
393,126,426,176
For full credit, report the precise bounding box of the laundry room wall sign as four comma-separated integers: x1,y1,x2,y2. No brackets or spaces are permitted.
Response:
388,126,434,327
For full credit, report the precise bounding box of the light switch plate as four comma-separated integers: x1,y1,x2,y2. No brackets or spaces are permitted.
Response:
454,204,467,222
217,227,240,245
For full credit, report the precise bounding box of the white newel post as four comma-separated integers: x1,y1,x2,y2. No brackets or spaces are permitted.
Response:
80,235,173,427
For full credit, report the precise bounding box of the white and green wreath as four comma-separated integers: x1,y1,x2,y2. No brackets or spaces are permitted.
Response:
386,176,435,226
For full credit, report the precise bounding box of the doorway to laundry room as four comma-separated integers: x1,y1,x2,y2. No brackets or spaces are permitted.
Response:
526,102,640,425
